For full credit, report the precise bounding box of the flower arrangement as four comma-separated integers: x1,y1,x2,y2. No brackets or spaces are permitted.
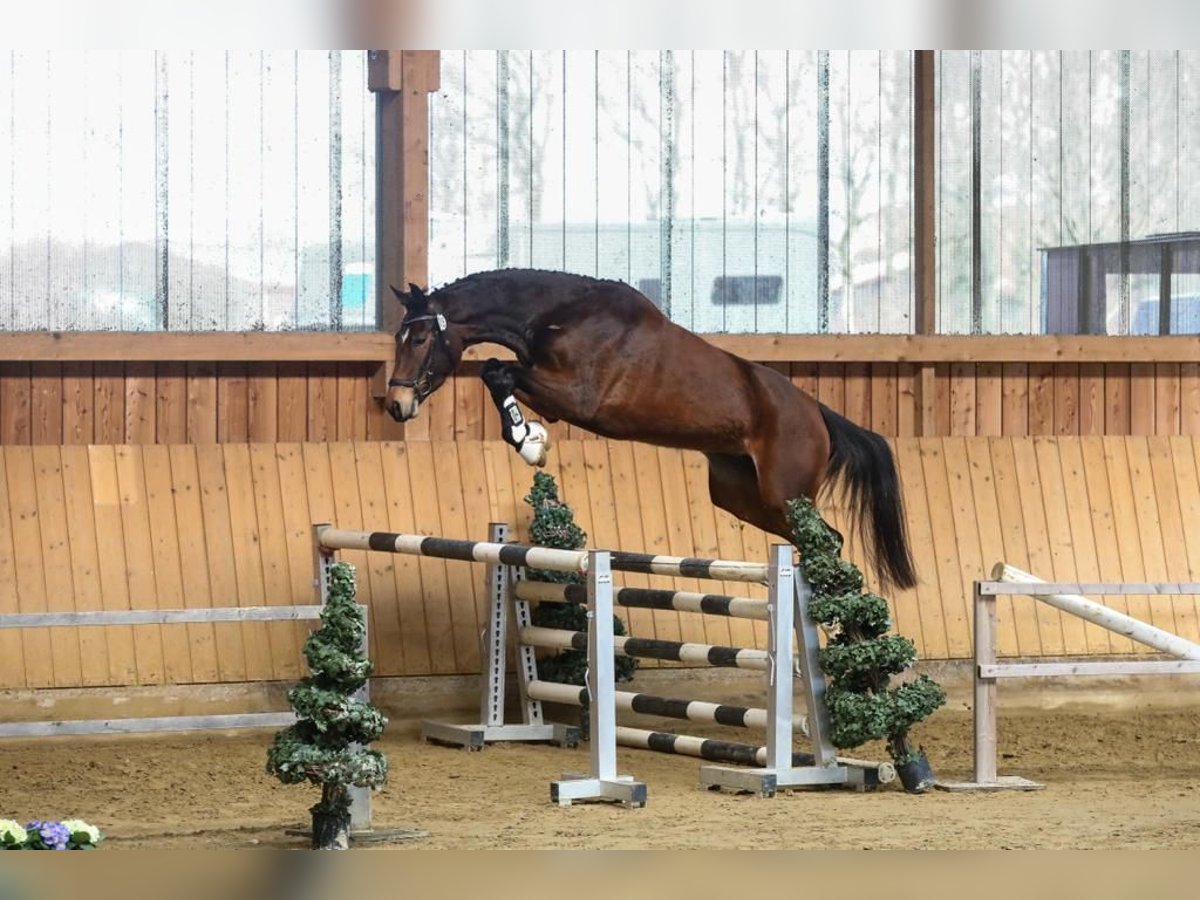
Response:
1,818,103,850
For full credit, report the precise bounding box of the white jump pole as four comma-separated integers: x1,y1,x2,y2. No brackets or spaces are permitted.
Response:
991,563,1200,661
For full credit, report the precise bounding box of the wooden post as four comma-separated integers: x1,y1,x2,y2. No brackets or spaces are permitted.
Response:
370,50,439,336
913,51,937,436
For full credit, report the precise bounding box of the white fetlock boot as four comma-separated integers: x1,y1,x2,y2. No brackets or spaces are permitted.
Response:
518,421,549,467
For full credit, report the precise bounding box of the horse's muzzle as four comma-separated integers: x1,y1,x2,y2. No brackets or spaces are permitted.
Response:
386,387,421,422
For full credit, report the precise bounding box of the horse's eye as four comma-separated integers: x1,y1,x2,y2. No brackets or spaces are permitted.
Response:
412,335,428,347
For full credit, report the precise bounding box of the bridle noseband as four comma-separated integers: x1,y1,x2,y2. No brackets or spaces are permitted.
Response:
388,312,450,401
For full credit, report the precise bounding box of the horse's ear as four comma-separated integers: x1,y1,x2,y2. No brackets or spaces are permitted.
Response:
408,283,425,298
391,284,428,311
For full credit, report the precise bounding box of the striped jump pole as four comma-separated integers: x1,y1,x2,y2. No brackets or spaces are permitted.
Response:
615,727,895,787
519,626,772,671
526,679,809,734
513,581,770,620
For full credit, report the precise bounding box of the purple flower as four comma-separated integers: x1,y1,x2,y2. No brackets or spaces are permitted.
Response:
25,820,70,850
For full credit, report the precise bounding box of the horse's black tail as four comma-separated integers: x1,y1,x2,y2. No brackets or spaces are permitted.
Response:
817,403,917,591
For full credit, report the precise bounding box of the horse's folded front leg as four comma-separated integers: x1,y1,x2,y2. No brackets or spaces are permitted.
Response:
481,359,550,467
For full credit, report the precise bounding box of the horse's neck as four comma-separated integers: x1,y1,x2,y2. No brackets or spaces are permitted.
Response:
446,288,550,364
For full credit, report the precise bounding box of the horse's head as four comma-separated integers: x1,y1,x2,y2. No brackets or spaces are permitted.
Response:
385,283,461,422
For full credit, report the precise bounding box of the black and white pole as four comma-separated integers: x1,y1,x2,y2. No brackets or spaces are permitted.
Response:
550,549,647,807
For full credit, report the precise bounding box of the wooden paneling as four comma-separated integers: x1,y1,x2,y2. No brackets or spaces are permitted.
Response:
4,437,1199,692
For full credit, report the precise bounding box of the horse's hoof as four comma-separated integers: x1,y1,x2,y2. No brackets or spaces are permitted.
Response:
518,422,549,466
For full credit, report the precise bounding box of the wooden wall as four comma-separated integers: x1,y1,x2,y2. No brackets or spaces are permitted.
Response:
2,436,1198,692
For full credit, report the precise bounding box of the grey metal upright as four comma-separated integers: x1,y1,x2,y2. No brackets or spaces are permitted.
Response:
698,544,850,794
312,526,371,833
550,549,647,806
419,523,578,749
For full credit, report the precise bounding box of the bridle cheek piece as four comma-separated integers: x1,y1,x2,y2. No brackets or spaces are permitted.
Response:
387,313,450,401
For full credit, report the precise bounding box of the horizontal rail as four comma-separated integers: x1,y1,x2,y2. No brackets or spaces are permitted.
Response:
526,679,807,734
519,626,770,671
986,564,1200,661
0,605,333,629
614,726,894,782
980,660,1200,679
513,581,770,620
0,712,296,739
319,527,770,584
980,582,1200,596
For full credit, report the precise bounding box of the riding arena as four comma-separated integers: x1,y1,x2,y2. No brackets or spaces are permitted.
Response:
1,50,1200,850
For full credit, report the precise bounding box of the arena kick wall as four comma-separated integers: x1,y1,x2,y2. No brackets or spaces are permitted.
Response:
0,436,1198,692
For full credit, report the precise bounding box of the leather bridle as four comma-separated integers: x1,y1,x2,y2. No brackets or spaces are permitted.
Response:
387,312,450,402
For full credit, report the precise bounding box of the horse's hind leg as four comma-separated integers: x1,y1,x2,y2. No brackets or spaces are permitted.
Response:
481,359,550,466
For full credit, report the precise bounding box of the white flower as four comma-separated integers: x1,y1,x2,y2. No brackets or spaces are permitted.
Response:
0,819,28,846
60,819,102,845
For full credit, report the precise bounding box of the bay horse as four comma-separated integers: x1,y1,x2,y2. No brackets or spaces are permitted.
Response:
385,269,915,591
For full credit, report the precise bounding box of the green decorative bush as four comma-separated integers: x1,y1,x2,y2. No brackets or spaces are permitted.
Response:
525,472,636,733
788,498,945,780
267,562,388,846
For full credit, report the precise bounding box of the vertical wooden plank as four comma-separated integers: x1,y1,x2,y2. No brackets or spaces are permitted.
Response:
276,362,308,442
86,446,139,684
453,374,485,441
988,438,1040,656
974,363,1002,436
194,444,248,682
934,363,951,436
307,366,339,442
656,447,707,645
0,449,27,686
604,441,658,645
1105,363,1131,435
1079,437,1135,653
896,363,917,437
1181,364,1200,435
1155,363,1181,435
155,362,188,444
1000,363,1028,436
376,441,434,674
336,363,369,441
1129,362,1156,435
677,448,742,649
166,445,220,683
1032,438,1090,654
1026,362,1054,435
948,363,977,436
1053,363,1079,435
1101,437,1154,638
842,363,871,427
114,445,167,684
124,362,156,444
630,442,683,644
455,440,495,658
869,363,898,437
932,439,986,661
29,447,81,686
1055,438,1111,654
1010,438,1065,655
1172,437,1200,644
1148,438,1198,644
221,444,275,681
430,441,483,671
247,363,279,443
60,362,94,445
1078,362,1105,436
917,438,971,657
964,439,1020,657
1123,437,1178,636
553,441,596,543
273,442,325,671
249,443,304,680
891,441,946,660
57,446,109,685
141,444,195,683
218,363,250,443
422,383,457,442
400,440,458,673
29,363,63,445
186,362,218,444
817,363,845,415
1,363,32,444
